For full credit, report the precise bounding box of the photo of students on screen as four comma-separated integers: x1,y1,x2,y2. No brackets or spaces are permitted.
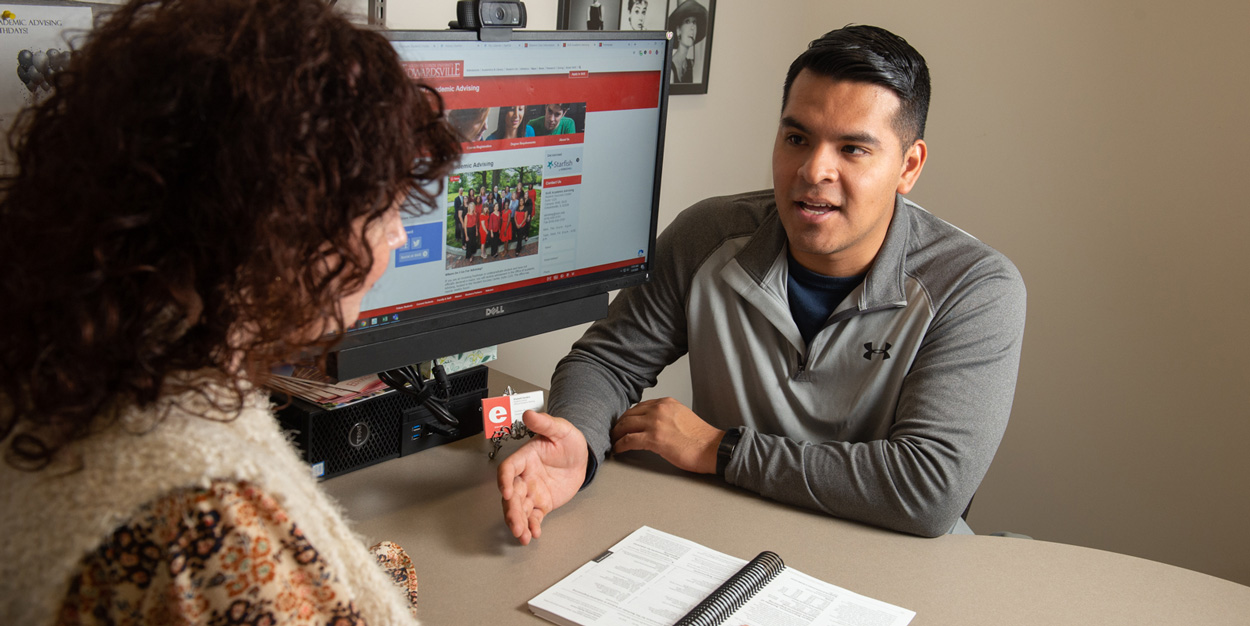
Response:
446,166,542,269
527,103,582,136
447,107,490,143
452,186,468,247
487,105,536,140
512,182,534,256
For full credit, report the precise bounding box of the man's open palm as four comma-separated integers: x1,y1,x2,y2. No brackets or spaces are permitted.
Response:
497,410,589,545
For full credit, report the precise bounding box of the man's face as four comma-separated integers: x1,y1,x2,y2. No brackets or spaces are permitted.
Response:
544,104,565,131
628,1,647,29
677,17,697,47
772,70,926,277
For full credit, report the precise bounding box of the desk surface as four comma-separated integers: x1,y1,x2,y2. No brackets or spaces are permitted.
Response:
323,371,1250,625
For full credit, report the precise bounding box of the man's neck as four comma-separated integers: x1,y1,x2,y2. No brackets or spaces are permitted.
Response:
788,245,880,279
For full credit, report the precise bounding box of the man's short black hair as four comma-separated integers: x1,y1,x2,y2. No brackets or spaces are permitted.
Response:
782,25,930,147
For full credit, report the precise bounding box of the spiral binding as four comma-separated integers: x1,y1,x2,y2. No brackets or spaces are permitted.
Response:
673,551,786,626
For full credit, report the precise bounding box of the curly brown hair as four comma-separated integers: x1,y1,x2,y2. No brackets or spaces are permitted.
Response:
0,0,461,470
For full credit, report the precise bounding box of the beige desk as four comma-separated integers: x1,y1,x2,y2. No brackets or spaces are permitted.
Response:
323,371,1250,625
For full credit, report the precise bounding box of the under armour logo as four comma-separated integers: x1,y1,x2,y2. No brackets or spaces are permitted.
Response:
863,342,892,360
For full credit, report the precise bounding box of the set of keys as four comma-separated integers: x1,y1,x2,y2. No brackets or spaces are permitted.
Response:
483,386,545,460
488,421,536,460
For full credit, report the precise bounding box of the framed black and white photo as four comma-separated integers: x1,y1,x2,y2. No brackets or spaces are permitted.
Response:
617,0,666,32
556,0,623,31
664,0,715,95
557,0,716,95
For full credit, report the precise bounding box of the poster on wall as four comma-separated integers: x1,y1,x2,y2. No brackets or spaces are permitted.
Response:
618,0,665,31
0,1,96,172
557,0,716,95
556,0,622,30
663,0,714,95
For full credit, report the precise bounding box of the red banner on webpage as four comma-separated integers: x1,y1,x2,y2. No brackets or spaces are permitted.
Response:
411,71,662,112
543,176,582,188
461,133,584,153
358,257,646,320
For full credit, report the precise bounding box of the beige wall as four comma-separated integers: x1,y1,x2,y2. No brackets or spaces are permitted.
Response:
384,0,1250,585
803,0,1250,586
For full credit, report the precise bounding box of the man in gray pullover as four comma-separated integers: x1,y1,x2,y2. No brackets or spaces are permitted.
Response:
498,25,1026,540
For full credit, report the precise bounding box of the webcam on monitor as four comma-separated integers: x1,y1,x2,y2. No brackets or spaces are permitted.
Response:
452,0,527,40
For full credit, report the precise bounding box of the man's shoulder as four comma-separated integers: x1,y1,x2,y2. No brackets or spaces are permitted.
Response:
655,189,779,277
671,189,776,231
898,198,1024,296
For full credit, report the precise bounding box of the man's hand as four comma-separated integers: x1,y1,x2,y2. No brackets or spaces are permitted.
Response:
610,397,723,474
497,410,589,545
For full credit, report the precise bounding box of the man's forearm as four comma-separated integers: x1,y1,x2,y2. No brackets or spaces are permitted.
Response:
727,427,997,537
548,353,635,464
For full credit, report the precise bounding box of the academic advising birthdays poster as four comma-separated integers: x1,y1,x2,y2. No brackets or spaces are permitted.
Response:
0,3,94,171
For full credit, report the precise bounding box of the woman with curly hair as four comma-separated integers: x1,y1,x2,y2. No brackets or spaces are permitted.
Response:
0,0,460,624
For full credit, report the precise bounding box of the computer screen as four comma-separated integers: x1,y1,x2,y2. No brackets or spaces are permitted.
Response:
324,29,670,380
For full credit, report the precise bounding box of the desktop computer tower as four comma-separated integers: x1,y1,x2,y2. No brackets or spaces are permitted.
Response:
275,365,488,479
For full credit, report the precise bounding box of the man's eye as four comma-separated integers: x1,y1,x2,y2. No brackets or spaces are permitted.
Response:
785,134,806,146
843,145,867,155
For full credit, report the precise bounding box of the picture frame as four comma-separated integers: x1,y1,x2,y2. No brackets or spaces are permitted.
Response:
556,0,623,30
556,0,716,95
618,0,667,32
0,0,99,171
663,0,715,95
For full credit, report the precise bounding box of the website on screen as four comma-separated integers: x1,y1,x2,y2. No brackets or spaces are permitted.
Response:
353,37,665,331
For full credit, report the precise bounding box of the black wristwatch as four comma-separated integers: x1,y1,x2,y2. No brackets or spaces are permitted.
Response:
716,427,742,477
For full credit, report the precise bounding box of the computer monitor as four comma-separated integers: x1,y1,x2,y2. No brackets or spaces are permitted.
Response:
323,28,670,381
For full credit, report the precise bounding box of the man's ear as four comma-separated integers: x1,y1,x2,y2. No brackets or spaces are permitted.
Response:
896,139,927,195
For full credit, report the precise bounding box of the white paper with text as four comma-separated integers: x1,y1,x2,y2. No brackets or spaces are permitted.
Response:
528,526,914,626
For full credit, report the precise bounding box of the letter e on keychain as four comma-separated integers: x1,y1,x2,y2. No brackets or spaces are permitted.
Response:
483,389,544,459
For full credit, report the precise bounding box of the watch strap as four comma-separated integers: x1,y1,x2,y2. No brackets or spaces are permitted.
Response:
716,427,742,477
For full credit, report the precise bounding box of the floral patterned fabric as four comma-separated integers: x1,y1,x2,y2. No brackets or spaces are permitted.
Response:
55,481,418,625
370,541,419,611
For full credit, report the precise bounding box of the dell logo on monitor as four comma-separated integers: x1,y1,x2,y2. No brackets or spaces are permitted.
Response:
485,305,506,316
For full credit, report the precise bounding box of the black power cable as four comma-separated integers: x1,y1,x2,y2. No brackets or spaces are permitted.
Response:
378,364,459,428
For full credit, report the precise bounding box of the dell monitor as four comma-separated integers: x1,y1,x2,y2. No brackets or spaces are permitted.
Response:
323,28,670,380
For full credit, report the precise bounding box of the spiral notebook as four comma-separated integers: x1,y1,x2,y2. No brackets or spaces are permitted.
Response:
528,526,915,626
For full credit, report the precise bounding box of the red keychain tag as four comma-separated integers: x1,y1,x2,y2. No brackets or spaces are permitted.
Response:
482,390,544,439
